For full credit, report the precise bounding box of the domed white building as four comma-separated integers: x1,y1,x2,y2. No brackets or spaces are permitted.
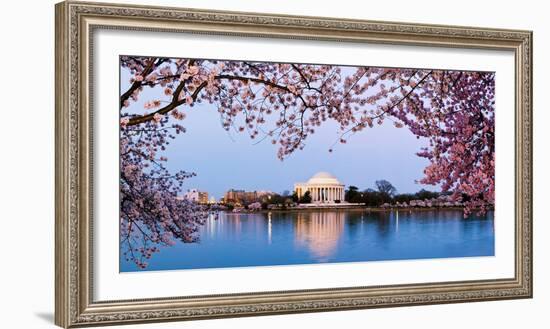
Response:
294,172,345,203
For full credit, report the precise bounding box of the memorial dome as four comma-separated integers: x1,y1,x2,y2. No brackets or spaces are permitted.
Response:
307,172,341,185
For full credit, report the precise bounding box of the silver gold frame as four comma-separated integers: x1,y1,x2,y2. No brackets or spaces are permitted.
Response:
55,1,533,327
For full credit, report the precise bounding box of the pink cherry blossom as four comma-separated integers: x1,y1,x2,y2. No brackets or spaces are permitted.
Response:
153,113,163,123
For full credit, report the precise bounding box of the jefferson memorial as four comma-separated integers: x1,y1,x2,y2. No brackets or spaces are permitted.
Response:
294,172,345,203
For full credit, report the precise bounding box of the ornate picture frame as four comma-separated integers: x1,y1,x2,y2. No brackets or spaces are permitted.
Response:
55,1,532,327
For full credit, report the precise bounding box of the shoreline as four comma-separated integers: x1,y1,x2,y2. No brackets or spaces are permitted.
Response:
221,206,492,214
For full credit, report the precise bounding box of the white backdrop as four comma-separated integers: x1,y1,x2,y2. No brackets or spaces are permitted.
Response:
0,0,547,328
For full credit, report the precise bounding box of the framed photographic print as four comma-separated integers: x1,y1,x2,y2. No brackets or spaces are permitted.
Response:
55,1,533,327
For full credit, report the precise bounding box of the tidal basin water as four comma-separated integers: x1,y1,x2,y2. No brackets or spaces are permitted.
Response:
121,209,494,272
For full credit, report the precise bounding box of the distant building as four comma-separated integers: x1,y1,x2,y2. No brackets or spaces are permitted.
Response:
223,189,244,203
181,189,209,204
223,189,273,204
294,172,345,203
198,191,209,204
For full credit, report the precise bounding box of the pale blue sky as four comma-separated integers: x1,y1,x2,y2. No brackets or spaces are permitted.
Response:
121,60,437,200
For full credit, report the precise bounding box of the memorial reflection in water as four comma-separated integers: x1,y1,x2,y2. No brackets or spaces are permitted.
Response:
294,211,345,260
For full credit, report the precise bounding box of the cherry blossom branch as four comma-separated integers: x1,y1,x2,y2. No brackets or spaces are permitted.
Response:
120,57,160,109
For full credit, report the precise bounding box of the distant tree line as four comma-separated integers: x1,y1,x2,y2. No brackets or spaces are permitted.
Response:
345,179,444,207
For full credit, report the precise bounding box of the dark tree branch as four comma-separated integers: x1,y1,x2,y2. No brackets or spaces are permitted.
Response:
120,58,158,109
126,74,291,126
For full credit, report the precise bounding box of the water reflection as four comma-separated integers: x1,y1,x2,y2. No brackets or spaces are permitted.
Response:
121,209,495,272
395,211,399,232
294,211,345,261
268,212,272,245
